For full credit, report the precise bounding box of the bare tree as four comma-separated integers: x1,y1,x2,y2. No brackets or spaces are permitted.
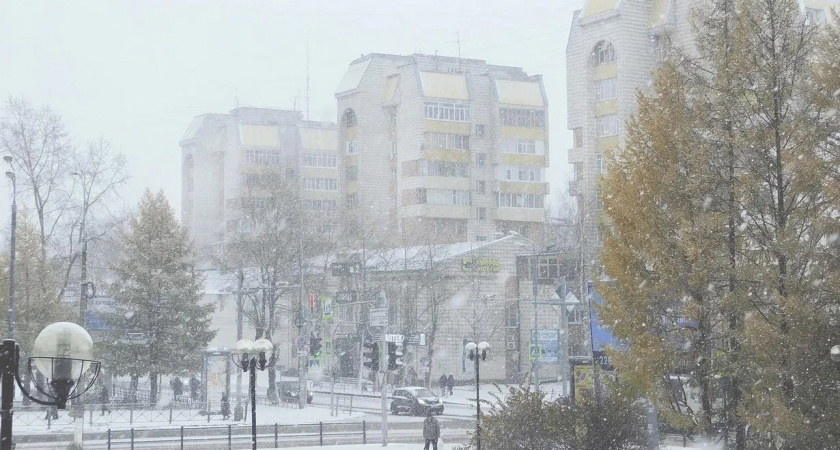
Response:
57,138,128,300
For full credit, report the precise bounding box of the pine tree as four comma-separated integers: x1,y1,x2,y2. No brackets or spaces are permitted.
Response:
107,190,215,405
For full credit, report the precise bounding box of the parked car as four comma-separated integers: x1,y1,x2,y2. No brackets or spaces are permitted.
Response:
277,380,313,404
390,386,444,416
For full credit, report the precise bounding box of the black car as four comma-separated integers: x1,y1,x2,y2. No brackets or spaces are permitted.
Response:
277,381,313,404
390,387,444,416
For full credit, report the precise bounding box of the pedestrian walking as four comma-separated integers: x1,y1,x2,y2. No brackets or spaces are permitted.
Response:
438,374,448,397
221,393,230,420
423,409,440,450
447,374,455,396
171,376,183,400
189,376,201,401
99,384,111,415
44,406,58,420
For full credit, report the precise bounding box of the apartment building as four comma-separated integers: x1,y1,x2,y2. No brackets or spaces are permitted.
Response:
565,0,836,273
335,53,550,246
180,107,337,256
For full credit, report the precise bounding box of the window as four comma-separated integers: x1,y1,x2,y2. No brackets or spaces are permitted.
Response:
505,304,519,327
424,102,470,122
475,124,485,138
567,307,585,324
476,153,486,167
596,189,603,210
476,180,486,194
573,127,583,148
341,109,357,128
497,193,545,209
596,153,606,174
593,41,616,65
478,207,487,220
574,162,583,181
420,160,469,177
345,193,359,208
303,177,338,191
456,220,467,236
595,114,619,137
497,165,544,182
390,141,397,159
806,8,827,25
595,78,618,101
245,149,281,165
346,140,359,155
304,199,338,211
302,153,337,168
389,112,397,126
346,165,358,181
424,132,470,150
426,189,471,206
499,138,545,155
499,108,545,128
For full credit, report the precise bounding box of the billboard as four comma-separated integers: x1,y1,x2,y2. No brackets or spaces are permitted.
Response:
531,329,560,364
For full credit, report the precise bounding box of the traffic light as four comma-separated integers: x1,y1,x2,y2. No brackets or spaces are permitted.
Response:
310,337,322,357
363,341,379,371
387,342,404,371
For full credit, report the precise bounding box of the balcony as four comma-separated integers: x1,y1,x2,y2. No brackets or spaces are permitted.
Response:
569,180,579,196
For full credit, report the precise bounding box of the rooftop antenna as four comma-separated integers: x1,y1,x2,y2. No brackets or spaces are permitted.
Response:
306,29,311,121
456,32,462,72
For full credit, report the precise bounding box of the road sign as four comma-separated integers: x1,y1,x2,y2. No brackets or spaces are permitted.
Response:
407,333,426,346
296,350,308,357
369,308,388,327
529,344,543,360
335,290,357,304
531,329,560,364
323,298,333,319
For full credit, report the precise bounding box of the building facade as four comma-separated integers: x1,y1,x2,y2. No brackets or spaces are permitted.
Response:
335,53,550,246
180,107,337,257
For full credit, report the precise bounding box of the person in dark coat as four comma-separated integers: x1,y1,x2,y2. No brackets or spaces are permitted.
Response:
438,374,448,397
447,374,455,396
189,376,201,401
99,384,111,415
423,409,440,450
171,377,183,400
221,393,230,420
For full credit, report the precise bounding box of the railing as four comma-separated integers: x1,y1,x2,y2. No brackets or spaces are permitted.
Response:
11,401,233,429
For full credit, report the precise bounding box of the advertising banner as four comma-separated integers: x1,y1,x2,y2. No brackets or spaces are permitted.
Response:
531,329,560,364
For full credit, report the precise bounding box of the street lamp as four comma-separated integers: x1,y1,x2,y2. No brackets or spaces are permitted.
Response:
4,155,15,340
232,338,275,450
465,341,490,450
1,322,101,450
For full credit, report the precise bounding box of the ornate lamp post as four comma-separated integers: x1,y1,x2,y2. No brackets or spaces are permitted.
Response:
232,338,275,450
465,341,490,450
4,156,15,340
1,322,101,450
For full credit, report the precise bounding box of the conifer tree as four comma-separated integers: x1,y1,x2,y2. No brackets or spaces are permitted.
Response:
108,190,215,405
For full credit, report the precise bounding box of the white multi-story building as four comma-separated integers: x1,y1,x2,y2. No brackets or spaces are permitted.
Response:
180,107,337,257
335,53,550,246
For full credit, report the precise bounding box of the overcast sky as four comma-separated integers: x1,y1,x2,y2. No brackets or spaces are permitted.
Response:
0,0,585,218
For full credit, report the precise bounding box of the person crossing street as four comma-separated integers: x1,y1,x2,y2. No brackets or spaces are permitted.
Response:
423,409,440,450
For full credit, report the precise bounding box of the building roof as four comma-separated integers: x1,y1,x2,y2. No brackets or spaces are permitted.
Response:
238,124,281,147
494,79,544,107
419,72,470,101
649,0,671,27
580,0,622,18
335,58,371,95
299,127,337,151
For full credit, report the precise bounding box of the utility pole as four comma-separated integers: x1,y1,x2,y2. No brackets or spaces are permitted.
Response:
236,269,244,413
531,253,539,393
380,291,388,447
73,238,88,449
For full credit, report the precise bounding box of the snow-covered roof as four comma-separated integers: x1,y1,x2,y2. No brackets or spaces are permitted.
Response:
419,72,470,101
335,59,371,95
363,236,516,272
494,79,544,107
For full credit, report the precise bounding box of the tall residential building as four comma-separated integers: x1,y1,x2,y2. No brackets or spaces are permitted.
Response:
335,53,550,246
180,107,337,256
565,0,836,273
